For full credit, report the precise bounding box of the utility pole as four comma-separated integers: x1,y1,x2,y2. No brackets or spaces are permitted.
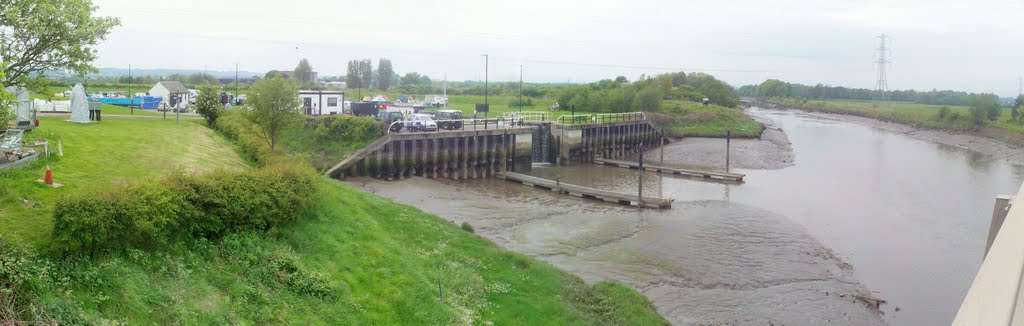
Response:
483,54,489,127
443,73,447,110
128,64,133,115
874,34,890,100
519,64,523,114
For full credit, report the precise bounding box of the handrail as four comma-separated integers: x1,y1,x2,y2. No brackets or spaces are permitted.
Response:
386,117,524,134
555,112,646,125
503,111,551,122
954,181,1024,324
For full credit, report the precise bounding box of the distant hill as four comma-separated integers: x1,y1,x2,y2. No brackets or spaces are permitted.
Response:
93,67,264,78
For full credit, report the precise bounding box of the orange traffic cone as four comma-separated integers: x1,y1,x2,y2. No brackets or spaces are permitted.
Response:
44,166,53,185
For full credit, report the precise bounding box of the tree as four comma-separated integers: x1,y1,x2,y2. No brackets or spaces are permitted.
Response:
358,59,373,91
345,61,360,89
1013,95,1024,121
968,94,1001,125
1,0,120,90
614,76,629,84
265,70,283,79
195,83,221,127
0,65,15,125
632,86,663,111
294,58,313,83
758,79,790,98
377,58,394,90
245,76,302,151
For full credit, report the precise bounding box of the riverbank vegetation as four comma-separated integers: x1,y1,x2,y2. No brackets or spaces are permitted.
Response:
767,97,1024,146
652,100,763,138
2,98,665,326
743,78,1012,107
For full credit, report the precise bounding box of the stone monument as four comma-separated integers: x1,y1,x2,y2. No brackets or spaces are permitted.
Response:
69,83,91,123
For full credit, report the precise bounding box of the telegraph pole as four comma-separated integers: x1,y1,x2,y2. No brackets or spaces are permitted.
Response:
128,64,133,115
874,34,890,100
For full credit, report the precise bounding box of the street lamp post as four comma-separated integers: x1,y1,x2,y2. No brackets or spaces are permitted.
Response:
483,54,489,128
519,64,523,114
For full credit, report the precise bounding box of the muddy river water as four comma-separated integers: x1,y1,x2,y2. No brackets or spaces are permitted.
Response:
352,108,1024,325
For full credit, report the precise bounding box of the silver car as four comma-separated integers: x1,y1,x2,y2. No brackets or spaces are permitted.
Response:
409,114,438,132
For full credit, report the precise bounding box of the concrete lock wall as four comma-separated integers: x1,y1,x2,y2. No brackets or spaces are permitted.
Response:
551,121,664,164
335,128,534,180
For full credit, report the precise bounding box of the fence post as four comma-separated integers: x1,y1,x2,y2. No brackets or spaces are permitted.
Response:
638,143,644,207
726,130,731,173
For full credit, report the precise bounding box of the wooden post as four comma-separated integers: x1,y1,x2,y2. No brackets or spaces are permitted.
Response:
556,134,561,190
726,130,731,173
660,127,665,164
638,143,644,207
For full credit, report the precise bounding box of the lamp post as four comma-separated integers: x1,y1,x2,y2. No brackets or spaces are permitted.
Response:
482,54,489,128
519,64,523,114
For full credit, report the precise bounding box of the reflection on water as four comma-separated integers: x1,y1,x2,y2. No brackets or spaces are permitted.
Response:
354,108,1024,325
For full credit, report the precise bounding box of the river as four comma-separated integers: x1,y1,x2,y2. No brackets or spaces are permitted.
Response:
351,107,1024,325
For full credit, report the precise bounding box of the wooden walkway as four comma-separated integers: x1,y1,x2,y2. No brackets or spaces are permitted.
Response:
594,158,745,182
496,172,673,209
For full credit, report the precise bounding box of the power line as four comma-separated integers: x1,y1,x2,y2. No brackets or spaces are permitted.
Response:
874,34,889,98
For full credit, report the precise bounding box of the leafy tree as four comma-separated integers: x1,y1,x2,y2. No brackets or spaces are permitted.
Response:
195,83,221,127
345,61,360,89
377,58,394,90
245,77,302,151
400,72,429,86
265,70,283,79
1,0,120,90
614,76,629,84
358,59,373,91
0,65,14,124
1013,95,1024,121
632,86,663,111
758,79,790,98
968,94,1001,125
294,58,313,83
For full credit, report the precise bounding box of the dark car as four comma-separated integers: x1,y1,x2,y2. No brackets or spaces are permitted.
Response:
434,110,463,130
377,111,405,132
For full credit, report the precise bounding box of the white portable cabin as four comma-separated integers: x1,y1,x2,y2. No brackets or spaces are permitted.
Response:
299,90,344,115
148,81,192,109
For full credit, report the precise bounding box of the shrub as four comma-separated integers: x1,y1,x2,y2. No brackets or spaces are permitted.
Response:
949,111,961,121
936,106,950,120
461,222,475,233
305,115,382,144
51,164,318,253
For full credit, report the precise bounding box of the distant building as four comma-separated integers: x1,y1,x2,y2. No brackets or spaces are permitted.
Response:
148,81,191,108
299,90,344,115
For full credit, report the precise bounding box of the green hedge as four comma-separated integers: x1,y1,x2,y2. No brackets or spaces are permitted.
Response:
51,164,318,253
304,115,382,144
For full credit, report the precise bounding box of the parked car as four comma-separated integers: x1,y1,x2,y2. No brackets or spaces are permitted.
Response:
376,111,404,132
408,114,438,132
434,110,463,130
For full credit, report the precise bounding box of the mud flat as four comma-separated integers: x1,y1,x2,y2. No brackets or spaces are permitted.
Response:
353,177,886,325
658,114,795,170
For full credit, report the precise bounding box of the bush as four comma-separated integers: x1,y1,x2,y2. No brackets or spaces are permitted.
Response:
460,222,474,233
51,164,318,253
305,115,382,144
936,106,951,120
949,111,961,121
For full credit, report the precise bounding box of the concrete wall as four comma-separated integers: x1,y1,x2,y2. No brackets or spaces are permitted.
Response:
551,121,664,164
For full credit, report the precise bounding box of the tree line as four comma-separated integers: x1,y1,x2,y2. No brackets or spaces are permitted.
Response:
556,72,739,113
743,79,1004,107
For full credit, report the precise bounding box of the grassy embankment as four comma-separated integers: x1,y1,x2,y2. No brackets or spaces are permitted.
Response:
768,97,1024,145
1,113,666,324
650,100,763,138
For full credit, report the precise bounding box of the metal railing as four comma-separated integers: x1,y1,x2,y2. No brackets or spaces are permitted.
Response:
555,112,646,125
503,111,552,122
386,117,525,134
954,181,1024,324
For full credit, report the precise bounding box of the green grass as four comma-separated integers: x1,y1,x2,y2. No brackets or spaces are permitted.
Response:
769,98,1024,144
0,116,246,248
654,100,763,138
22,179,665,324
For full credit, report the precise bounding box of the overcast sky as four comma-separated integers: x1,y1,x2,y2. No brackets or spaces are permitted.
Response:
92,0,1023,96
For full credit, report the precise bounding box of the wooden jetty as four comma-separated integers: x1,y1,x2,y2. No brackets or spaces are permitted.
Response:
496,171,673,209
594,158,745,182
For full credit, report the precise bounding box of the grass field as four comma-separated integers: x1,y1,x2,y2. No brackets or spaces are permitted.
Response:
0,116,246,248
653,100,763,138
768,98,1024,144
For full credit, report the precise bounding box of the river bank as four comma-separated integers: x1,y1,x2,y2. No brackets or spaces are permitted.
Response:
760,100,1024,166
